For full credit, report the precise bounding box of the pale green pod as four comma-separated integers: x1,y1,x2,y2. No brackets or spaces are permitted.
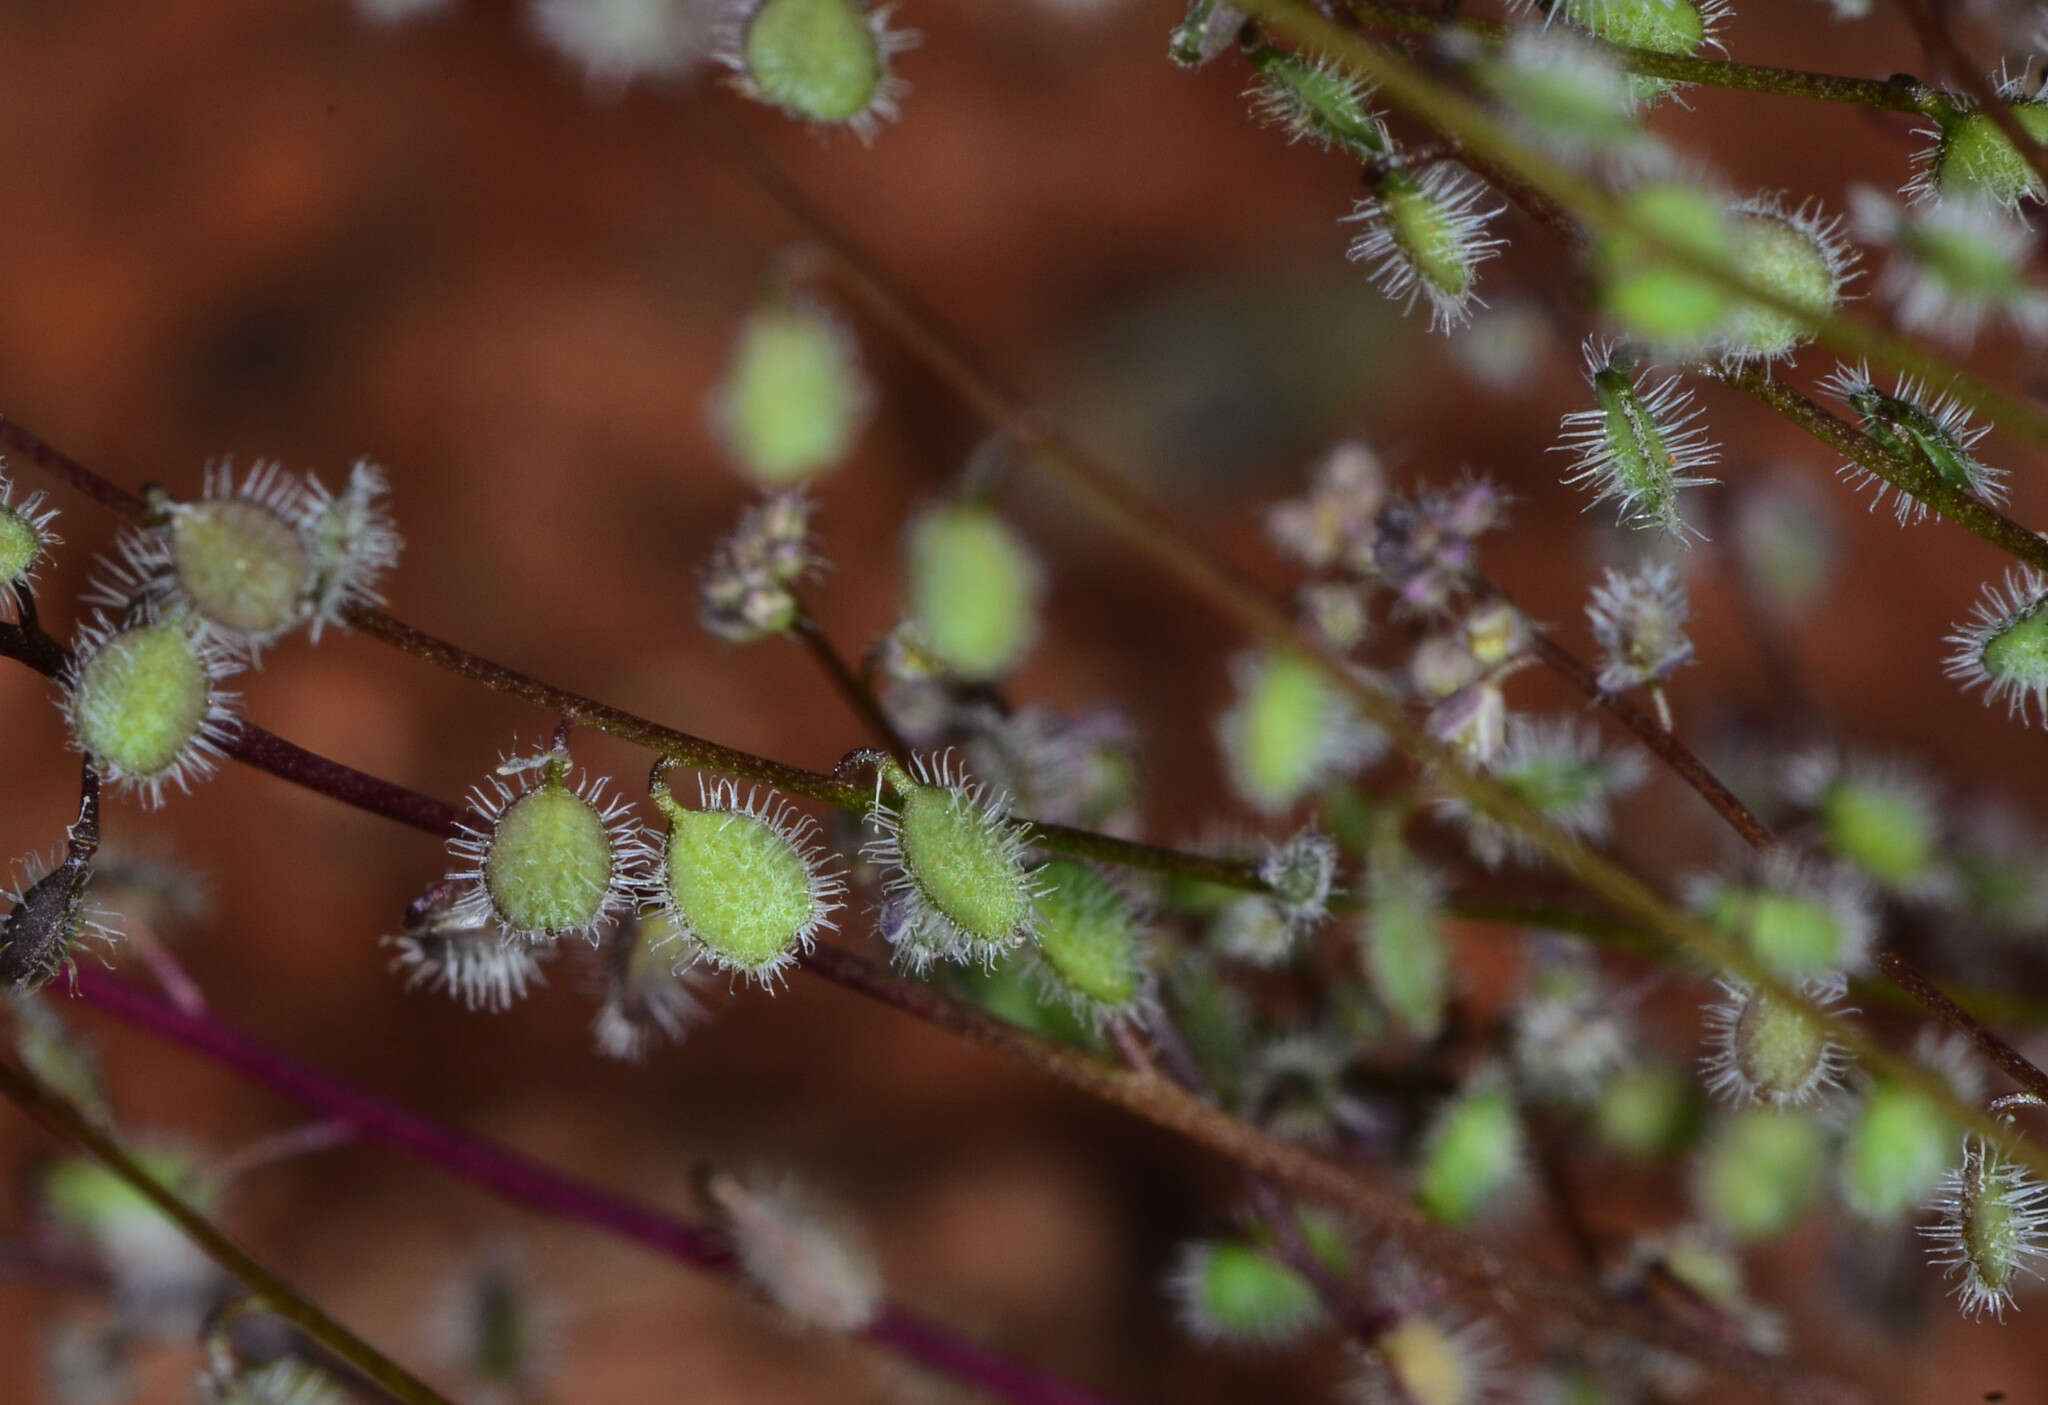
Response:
61,613,241,808
1922,100,2048,209
1596,185,1734,348
904,503,1041,683
1552,0,1723,104
654,776,842,982
867,753,1038,970
714,300,871,487
1718,197,1856,363
1030,858,1146,1021
1168,1240,1323,1345
1696,1108,1826,1241
1413,1080,1522,1227
735,0,910,136
1841,1080,1952,1221
448,745,644,943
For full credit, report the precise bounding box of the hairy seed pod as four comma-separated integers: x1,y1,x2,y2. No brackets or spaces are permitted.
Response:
1701,976,1852,1109
1717,194,1857,364
903,501,1042,683
1945,567,2048,725
1546,0,1728,104
1166,1239,1324,1345
1924,1132,2048,1319
865,752,1039,971
0,479,60,608
446,743,646,943
725,0,914,138
1345,163,1506,333
59,611,242,808
1244,44,1386,159
651,773,841,983
298,458,401,641
1028,858,1148,1024
1911,75,2048,210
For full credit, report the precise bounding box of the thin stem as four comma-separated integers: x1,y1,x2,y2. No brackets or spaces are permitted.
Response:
1874,949,2048,1105
1344,1,1939,113
789,611,914,762
796,945,1856,1402
65,969,1116,1405
1471,575,1776,851
343,604,1265,891
1719,363,2048,575
210,1118,357,1184
0,1050,449,1405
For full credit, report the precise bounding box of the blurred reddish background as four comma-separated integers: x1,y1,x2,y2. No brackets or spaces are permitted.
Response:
0,0,2043,1400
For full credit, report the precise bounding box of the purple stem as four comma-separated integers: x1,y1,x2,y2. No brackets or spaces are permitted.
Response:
65,968,1122,1405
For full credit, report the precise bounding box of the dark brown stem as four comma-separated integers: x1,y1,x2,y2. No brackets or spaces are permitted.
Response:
0,1052,449,1404
1875,949,2048,1104
790,611,914,762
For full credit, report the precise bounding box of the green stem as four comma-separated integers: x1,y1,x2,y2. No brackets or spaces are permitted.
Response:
1720,363,2048,574
1343,1,1941,114
0,1057,447,1404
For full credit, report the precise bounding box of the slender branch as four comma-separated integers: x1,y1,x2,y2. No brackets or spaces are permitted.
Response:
1468,575,1776,851
1874,949,2048,1105
0,1050,449,1405
1720,363,2048,575
797,946,1858,1402
1343,1,1939,113
789,611,914,763
65,969,1117,1405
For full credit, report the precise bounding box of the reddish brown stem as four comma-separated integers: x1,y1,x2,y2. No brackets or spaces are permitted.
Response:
1875,949,2048,1105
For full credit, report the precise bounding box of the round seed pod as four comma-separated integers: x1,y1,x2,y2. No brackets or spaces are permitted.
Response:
727,0,913,137
447,744,646,943
1947,567,2048,726
1701,977,1851,1109
0,481,60,605
651,773,842,983
1717,195,1856,364
59,610,242,808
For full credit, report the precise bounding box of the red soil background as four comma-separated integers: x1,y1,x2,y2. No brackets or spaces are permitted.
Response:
0,0,2041,1400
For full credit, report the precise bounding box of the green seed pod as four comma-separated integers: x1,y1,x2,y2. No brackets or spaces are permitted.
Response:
447,743,646,943
1360,827,1450,1040
1947,566,2048,725
1594,1060,1697,1162
711,298,872,487
1549,0,1727,104
1820,364,2003,526
60,611,242,808
1694,852,1873,979
0,479,60,608
1596,184,1735,349
1842,1079,1954,1221
903,502,1042,683
1439,715,1645,868
1474,28,1638,154
726,0,913,137
1717,195,1856,364
1218,648,1383,814
99,464,317,657
652,773,842,983
1413,1077,1523,1227
952,950,1105,1051
1927,1132,2048,1318
1167,1239,1324,1345
1347,164,1506,332
1695,1107,1826,1241
1791,751,1945,892
298,458,401,641
1028,858,1148,1023
1244,44,1386,159
1556,339,1719,540
1702,977,1851,1108
1914,86,2048,211
866,753,1039,971
1349,1312,1506,1405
